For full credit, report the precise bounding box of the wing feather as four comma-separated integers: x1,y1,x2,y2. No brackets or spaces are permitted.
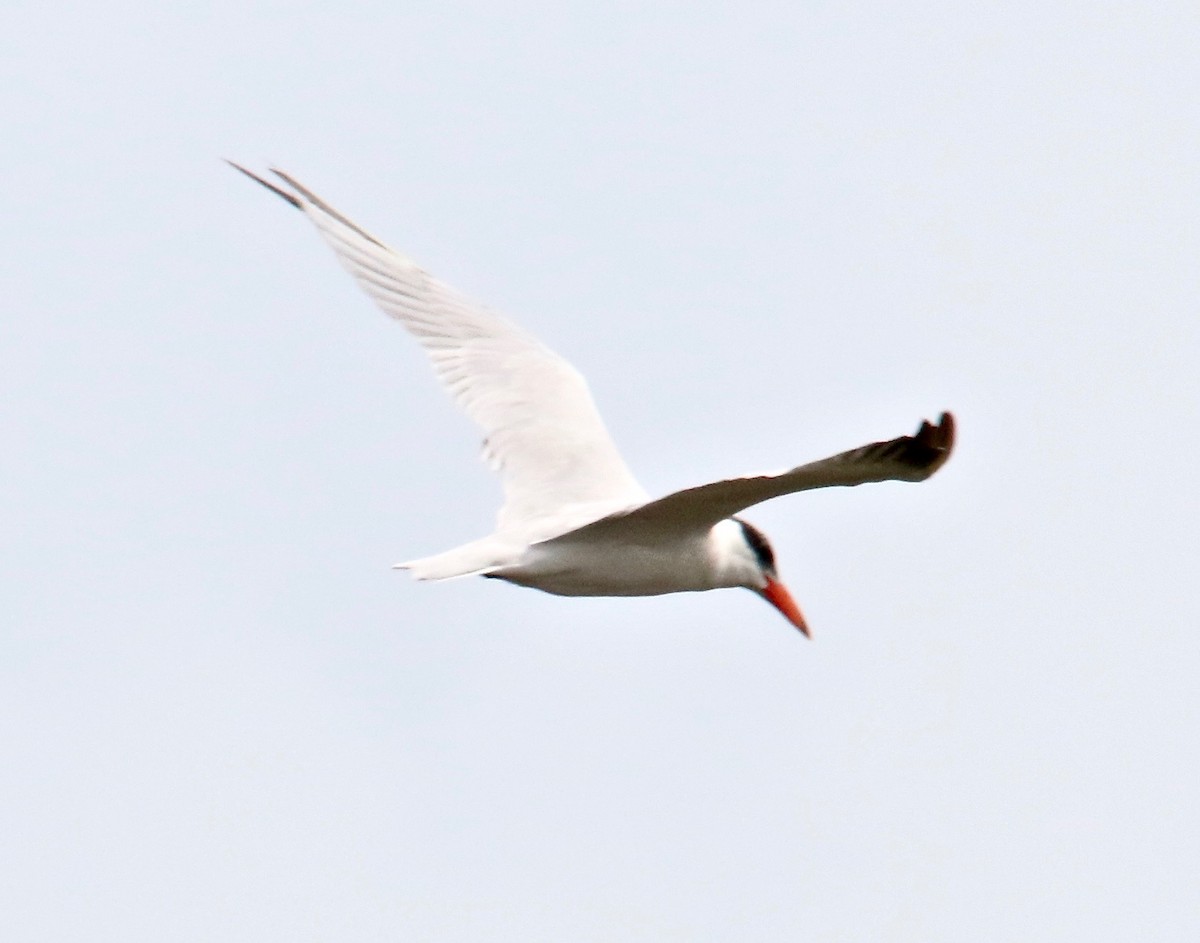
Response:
563,413,955,540
231,164,648,531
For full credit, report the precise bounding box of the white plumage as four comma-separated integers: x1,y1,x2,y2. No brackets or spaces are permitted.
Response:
232,164,955,636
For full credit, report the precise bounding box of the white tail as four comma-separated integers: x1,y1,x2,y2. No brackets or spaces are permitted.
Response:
395,537,518,581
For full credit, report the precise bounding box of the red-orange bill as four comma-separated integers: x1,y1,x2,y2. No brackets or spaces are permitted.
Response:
761,577,810,638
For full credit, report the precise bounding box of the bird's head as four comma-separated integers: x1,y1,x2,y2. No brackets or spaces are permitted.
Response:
718,518,810,638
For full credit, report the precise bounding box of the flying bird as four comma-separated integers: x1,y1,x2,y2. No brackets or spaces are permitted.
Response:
230,163,955,636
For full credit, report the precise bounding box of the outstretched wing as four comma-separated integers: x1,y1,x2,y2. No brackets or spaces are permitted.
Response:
230,164,648,531
563,412,955,540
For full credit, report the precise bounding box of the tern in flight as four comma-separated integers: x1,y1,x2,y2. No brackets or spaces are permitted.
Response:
231,164,955,636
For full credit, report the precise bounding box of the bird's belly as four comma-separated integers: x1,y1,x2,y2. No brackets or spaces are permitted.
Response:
492,538,715,598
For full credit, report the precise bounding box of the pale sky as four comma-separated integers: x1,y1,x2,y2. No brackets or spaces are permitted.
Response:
3,2,1198,940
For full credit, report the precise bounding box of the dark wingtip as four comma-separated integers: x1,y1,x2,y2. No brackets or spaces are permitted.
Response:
226,159,302,209
917,411,956,476
257,168,390,250
934,411,956,453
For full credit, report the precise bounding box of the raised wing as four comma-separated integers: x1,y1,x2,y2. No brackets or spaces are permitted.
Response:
563,412,955,540
230,164,648,531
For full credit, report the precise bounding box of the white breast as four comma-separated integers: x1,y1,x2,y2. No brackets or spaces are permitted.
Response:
491,528,726,598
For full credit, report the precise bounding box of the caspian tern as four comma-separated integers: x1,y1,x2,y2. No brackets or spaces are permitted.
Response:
231,164,955,636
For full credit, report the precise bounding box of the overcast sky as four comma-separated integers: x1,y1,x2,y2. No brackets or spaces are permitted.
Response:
3,2,1198,940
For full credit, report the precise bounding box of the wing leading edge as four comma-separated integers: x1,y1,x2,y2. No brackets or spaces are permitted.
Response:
230,164,648,532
